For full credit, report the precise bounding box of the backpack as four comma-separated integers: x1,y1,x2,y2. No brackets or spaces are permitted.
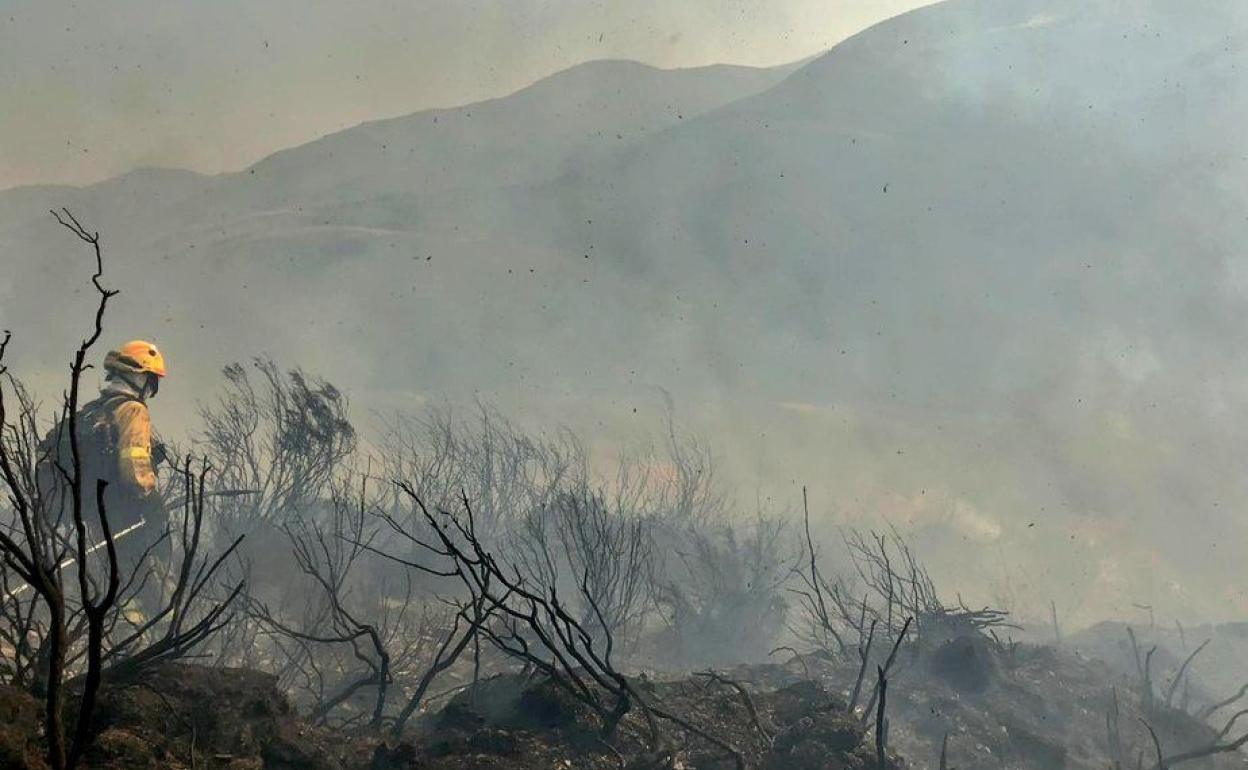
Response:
36,392,139,511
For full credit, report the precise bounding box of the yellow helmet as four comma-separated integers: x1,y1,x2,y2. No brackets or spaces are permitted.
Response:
104,340,167,378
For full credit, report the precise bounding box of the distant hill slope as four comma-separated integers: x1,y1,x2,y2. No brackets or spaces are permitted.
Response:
0,58,795,389
4,0,1248,623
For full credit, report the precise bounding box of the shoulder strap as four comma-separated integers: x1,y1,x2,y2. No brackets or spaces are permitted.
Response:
82,392,142,452
90,392,141,419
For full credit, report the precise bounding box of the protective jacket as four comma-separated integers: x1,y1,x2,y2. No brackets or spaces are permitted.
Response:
37,378,162,535
100,383,158,497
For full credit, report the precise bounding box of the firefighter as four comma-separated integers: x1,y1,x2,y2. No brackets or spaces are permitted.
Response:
39,339,169,574
94,340,168,562
98,339,166,498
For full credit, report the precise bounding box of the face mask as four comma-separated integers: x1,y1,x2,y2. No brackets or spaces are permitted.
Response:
144,374,160,399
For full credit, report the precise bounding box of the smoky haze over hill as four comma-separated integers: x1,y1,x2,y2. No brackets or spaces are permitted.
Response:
3,0,1248,628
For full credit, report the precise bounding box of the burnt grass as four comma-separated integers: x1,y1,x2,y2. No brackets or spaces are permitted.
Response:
0,634,1240,770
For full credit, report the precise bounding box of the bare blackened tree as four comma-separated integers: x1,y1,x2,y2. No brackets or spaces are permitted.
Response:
0,376,61,692
199,357,356,530
189,357,357,689
376,401,744,670
553,487,653,644
514,484,655,650
858,617,910,728
102,457,246,679
249,475,434,729
371,485,643,737
0,212,247,769
1127,627,1159,716
373,485,748,766
844,527,1013,646
0,210,123,770
656,410,726,529
844,528,940,643
1109,641,1248,770
377,402,581,544
653,513,795,667
791,487,856,656
1136,715,1248,770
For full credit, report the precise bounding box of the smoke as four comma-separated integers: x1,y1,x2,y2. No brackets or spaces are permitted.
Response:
6,0,1248,634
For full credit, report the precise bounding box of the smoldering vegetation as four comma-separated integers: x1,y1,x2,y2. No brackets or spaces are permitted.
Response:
1,218,1247,770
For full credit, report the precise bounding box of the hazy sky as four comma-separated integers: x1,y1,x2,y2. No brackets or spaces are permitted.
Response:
0,0,933,189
